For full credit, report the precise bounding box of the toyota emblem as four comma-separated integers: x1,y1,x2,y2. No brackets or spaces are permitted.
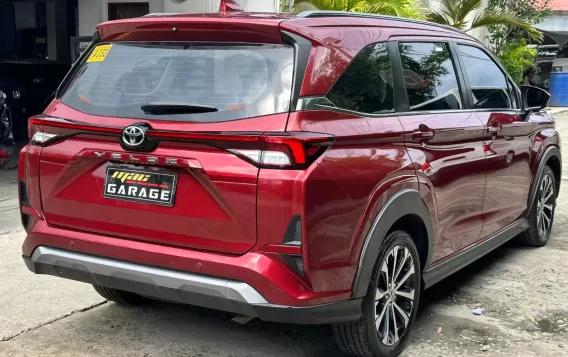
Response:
122,126,146,148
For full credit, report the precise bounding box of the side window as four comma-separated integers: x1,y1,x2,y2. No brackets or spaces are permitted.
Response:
398,42,462,112
458,45,513,110
327,43,394,114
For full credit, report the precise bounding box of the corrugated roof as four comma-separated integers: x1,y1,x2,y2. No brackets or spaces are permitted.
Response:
548,0,568,11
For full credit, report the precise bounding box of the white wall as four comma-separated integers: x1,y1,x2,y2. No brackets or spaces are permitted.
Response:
163,0,278,13
240,0,278,12
79,0,102,36
164,0,218,12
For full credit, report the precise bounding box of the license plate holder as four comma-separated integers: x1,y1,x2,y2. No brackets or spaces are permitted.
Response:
103,167,177,207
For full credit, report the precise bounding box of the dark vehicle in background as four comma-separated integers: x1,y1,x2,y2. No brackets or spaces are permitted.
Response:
19,9,561,357
0,79,25,141
0,64,69,141
0,0,80,143
526,44,560,90
0,90,14,168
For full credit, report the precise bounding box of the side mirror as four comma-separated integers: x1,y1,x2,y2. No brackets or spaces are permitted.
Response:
0,91,5,106
521,85,550,113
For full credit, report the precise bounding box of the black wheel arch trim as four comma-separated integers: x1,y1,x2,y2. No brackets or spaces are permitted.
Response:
352,189,434,298
528,145,561,212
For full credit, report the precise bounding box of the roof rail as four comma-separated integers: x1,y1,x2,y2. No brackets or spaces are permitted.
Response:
296,10,465,35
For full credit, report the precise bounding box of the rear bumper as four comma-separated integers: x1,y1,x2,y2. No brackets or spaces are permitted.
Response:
23,246,362,325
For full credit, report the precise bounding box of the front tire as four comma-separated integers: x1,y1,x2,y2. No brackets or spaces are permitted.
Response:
333,231,421,357
519,165,556,247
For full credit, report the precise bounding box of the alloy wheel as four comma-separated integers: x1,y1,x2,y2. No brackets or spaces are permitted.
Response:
537,175,554,238
374,245,416,346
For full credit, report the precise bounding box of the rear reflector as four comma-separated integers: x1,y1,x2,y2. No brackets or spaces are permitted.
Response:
231,150,291,166
261,244,301,256
28,116,335,169
30,132,58,146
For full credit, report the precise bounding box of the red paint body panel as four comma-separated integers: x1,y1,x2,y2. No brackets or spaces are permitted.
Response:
400,112,487,263
478,111,557,237
19,13,557,311
21,220,350,306
286,110,417,292
35,102,291,255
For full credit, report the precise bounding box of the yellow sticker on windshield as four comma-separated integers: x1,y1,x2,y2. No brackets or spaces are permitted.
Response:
87,44,112,63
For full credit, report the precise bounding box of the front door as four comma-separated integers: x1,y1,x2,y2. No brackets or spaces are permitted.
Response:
456,44,534,237
394,41,487,263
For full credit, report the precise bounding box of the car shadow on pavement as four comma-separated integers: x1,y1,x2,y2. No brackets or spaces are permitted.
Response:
44,241,525,357
417,240,519,311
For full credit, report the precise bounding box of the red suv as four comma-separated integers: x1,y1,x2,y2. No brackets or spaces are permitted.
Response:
19,10,560,357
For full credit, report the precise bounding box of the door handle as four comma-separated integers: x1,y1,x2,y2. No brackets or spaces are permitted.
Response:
412,130,434,140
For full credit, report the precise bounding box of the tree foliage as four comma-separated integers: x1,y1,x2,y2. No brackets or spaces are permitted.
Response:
497,39,537,84
487,0,552,55
485,0,551,83
286,0,424,19
426,0,542,42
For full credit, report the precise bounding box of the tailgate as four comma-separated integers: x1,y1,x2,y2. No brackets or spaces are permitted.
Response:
35,37,294,255
38,133,261,254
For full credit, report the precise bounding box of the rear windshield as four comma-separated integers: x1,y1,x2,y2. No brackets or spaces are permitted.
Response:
61,42,294,122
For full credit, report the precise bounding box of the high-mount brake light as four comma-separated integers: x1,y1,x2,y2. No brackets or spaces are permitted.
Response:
219,0,244,12
27,116,335,169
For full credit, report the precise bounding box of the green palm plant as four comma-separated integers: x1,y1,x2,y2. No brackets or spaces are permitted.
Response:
427,0,542,41
293,0,424,19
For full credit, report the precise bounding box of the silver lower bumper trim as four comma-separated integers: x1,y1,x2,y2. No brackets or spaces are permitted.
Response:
30,246,267,305
24,246,363,324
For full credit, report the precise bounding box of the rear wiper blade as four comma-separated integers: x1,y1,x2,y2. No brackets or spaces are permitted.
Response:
141,102,218,115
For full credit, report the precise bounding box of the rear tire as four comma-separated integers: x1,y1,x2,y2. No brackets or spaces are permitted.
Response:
93,285,148,306
333,230,421,357
518,165,556,247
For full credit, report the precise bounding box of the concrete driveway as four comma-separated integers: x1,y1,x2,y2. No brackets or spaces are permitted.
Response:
1,116,567,357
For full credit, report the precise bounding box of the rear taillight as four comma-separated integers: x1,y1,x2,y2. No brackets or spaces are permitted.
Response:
28,116,335,169
230,133,334,169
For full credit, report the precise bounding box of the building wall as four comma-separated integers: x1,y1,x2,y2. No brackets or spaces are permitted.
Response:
78,0,103,36
164,0,218,13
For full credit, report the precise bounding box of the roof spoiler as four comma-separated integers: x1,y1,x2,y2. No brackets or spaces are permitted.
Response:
219,0,244,12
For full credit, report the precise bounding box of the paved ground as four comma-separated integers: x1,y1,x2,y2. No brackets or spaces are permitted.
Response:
1,115,568,357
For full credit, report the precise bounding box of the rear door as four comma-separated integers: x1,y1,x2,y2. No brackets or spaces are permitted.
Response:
456,44,534,238
37,40,295,255
393,41,487,262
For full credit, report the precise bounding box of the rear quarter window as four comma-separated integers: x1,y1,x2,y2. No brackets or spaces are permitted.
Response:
326,42,395,114
61,42,295,122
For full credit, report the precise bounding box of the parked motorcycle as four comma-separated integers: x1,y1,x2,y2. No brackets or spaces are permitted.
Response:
0,90,14,169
